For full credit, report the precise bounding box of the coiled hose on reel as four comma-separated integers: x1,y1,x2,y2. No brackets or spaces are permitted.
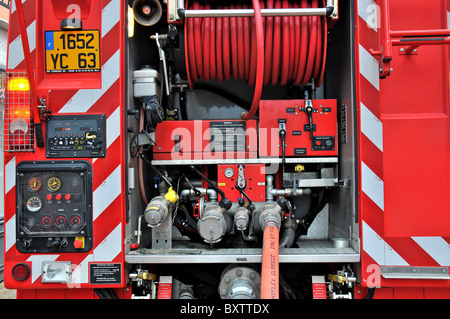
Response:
184,0,327,118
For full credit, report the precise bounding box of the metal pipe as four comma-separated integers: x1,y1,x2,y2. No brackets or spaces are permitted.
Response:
271,188,312,197
392,38,450,46
180,188,218,201
182,8,328,18
266,175,275,201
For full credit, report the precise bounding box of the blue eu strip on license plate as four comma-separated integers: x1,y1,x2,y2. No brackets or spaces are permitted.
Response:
46,32,54,50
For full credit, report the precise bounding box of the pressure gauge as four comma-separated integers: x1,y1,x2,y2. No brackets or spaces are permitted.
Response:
224,168,234,178
47,176,62,192
26,196,43,213
27,177,42,192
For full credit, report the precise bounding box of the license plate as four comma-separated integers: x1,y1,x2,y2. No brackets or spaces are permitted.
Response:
45,30,100,73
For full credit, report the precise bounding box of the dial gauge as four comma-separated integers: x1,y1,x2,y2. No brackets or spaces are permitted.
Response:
27,177,42,192
47,176,62,192
26,196,43,212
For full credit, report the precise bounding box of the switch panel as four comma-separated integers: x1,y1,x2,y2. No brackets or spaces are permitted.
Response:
46,114,106,158
259,100,338,157
16,161,93,253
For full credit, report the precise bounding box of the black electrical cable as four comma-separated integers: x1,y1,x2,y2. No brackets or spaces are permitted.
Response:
95,288,119,299
190,166,232,210
235,185,255,212
182,174,202,196
365,288,376,299
140,154,173,188
189,166,225,199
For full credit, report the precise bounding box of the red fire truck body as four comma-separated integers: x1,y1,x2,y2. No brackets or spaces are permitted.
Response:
2,0,450,299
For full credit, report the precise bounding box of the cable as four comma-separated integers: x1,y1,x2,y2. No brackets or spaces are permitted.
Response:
140,154,173,188
190,165,232,210
365,288,376,299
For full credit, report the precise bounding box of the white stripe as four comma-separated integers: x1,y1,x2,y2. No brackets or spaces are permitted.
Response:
7,20,36,70
5,215,16,253
102,0,121,38
363,221,409,266
412,237,450,266
361,102,383,151
93,165,122,221
4,156,16,194
447,11,450,30
359,44,380,91
58,50,120,114
71,224,122,284
92,106,121,164
93,223,122,261
106,106,121,148
358,0,378,32
361,162,384,211
10,0,27,14
27,254,60,283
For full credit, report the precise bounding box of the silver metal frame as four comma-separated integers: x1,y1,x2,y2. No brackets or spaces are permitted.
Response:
152,157,339,166
126,241,360,264
183,8,329,18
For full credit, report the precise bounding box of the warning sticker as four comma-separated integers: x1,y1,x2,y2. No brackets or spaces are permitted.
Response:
89,263,122,285
210,121,247,152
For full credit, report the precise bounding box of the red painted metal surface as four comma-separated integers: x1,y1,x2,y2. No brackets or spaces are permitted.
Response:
4,0,127,297
217,164,266,203
258,99,338,158
153,120,259,160
356,0,450,292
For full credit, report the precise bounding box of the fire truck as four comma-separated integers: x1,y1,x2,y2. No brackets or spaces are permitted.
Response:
2,0,450,299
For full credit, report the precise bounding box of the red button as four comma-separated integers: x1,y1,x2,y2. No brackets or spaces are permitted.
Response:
46,194,53,201
55,194,62,201
74,239,84,249
65,194,71,200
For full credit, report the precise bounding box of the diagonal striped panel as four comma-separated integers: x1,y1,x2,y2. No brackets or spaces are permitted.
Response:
57,50,121,114
412,237,450,267
361,161,384,211
4,0,125,292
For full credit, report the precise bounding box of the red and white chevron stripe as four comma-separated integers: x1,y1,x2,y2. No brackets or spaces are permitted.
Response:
4,0,125,289
356,0,450,290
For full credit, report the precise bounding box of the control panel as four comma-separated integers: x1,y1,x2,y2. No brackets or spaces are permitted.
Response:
46,114,106,158
16,161,93,253
259,99,338,158
218,164,266,202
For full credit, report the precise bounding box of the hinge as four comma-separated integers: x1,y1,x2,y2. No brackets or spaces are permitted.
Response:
338,179,351,188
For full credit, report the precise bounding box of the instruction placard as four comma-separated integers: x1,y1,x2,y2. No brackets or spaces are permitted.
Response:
89,263,122,285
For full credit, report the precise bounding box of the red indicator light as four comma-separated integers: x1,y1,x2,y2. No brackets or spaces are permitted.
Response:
12,263,31,281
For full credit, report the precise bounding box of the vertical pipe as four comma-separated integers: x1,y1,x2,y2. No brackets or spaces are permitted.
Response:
261,223,279,299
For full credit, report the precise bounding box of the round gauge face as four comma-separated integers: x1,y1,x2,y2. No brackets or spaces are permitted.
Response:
26,196,43,213
27,177,42,192
47,176,62,192
224,168,234,178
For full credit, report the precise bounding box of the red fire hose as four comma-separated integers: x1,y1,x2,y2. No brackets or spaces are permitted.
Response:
185,0,327,119
261,222,279,299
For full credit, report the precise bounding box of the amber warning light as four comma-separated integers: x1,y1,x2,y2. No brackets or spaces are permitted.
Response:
4,74,34,152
